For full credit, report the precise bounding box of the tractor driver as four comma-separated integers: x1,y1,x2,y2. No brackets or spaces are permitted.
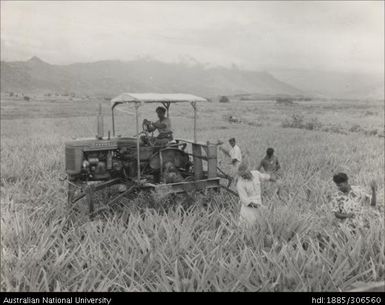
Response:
143,106,173,146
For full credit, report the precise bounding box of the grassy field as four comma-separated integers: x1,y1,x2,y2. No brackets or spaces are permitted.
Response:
1,97,384,291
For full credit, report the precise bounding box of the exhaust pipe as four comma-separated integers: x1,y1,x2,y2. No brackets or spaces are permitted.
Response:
96,103,104,140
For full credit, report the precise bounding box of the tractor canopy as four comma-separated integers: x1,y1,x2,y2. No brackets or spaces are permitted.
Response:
110,93,208,109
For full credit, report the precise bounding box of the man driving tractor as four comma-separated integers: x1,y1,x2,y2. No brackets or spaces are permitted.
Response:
142,106,173,146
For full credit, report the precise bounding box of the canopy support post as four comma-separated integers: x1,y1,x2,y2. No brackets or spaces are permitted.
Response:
191,101,202,180
135,102,141,182
111,107,115,137
191,101,197,143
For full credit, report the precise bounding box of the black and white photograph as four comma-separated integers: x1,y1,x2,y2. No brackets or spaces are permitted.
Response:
0,0,384,295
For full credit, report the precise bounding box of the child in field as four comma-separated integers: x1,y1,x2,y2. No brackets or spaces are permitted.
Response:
330,172,380,230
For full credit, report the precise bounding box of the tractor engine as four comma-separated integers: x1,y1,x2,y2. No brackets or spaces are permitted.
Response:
81,150,119,180
65,140,116,181
65,139,134,182
65,104,141,182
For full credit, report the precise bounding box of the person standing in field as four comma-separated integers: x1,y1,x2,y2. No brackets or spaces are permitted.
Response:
220,138,242,185
236,163,276,228
330,172,380,230
257,148,281,174
257,148,282,198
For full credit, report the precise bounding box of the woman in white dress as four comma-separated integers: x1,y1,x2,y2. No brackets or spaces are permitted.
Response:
236,163,276,228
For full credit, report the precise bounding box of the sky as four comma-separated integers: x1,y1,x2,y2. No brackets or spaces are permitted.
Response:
1,1,384,74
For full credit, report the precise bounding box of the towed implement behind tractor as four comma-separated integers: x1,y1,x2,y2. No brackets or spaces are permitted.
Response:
65,93,236,218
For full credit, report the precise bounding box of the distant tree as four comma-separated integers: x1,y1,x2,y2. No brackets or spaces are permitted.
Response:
24,96,30,102
276,97,294,105
219,96,230,103
9,92,14,97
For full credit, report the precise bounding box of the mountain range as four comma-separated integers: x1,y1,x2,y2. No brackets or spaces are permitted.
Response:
1,57,383,100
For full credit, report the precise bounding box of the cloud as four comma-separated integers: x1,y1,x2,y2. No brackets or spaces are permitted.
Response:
1,1,383,73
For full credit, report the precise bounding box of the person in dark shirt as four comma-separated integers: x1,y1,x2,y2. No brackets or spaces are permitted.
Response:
257,148,281,174
257,148,282,198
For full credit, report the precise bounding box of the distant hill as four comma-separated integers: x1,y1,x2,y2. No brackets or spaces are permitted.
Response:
1,57,303,98
2,57,382,100
271,69,384,100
